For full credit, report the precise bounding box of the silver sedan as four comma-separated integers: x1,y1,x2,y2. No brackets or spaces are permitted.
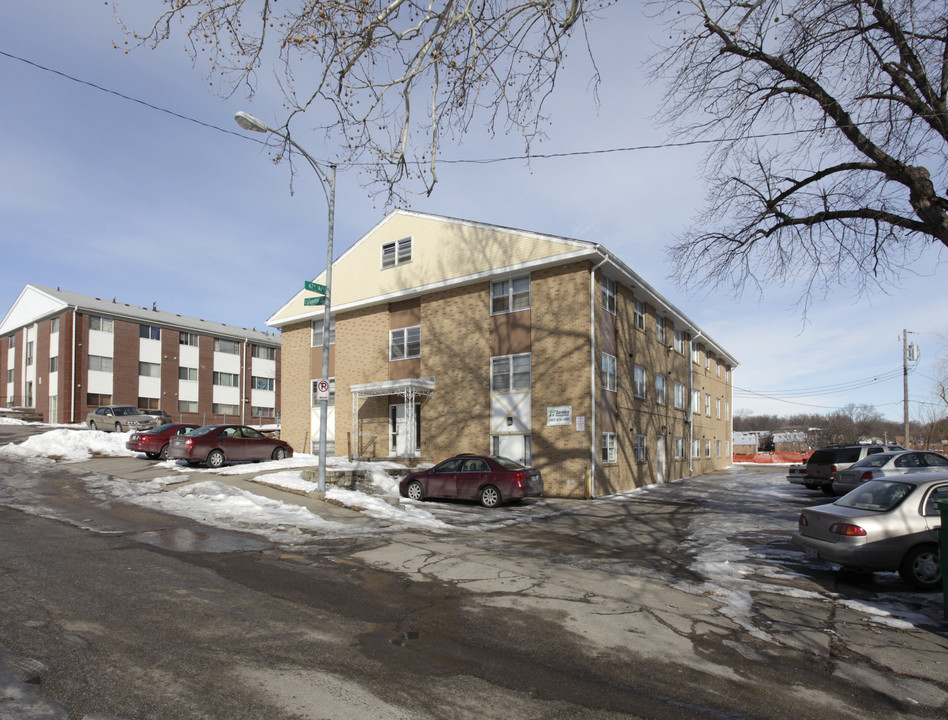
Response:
832,450,948,494
792,474,948,590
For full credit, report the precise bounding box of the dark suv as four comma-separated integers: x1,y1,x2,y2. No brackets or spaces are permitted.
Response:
805,443,904,495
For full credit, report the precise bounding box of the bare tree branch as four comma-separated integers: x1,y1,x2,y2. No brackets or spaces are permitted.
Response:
116,0,613,202
650,0,948,312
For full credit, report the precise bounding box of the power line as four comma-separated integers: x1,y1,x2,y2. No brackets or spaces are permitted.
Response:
0,47,813,167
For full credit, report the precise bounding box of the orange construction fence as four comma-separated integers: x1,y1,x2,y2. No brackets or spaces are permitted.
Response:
733,451,811,464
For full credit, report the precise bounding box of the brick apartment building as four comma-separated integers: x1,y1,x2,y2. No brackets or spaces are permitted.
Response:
267,211,737,498
1,285,281,427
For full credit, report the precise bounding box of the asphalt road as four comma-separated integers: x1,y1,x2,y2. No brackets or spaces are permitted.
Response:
1,424,947,719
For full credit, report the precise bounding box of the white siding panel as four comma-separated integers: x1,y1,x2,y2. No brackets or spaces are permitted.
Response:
88,370,113,394
251,388,275,408
213,386,240,405
139,376,161,398
179,380,198,403
88,329,114,357
139,338,161,363
214,352,241,374
179,345,199,367
251,357,276,378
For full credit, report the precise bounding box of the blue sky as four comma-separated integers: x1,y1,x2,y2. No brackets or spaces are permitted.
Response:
1,1,945,423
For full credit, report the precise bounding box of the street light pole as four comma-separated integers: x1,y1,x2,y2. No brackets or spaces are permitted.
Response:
235,111,335,492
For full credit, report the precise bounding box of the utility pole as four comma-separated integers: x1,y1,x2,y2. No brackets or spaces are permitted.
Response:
903,330,919,449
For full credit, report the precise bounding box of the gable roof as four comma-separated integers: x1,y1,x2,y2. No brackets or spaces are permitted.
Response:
267,210,738,366
0,285,280,345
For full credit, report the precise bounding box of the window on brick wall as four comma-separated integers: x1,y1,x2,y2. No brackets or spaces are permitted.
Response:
88,356,113,372
633,365,646,399
674,381,686,409
601,276,616,314
602,354,617,392
311,318,335,347
178,367,198,382
180,332,198,346
633,298,645,330
139,325,160,340
602,432,617,463
214,338,240,355
390,326,420,360
492,276,530,314
252,376,275,391
656,374,666,404
491,353,531,392
633,434,647,462
252,345,276,360
213,372,239,387
138,362,160,378
674,437,685,459
89,316,113,333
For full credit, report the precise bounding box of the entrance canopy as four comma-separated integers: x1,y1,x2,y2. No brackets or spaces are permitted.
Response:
350,377,435,458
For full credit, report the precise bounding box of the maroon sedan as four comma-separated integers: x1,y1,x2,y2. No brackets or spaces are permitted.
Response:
399,454,543,508
126,423,199,460
167,424,293,468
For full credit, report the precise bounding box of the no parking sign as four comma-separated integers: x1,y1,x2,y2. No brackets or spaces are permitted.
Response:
315,378,330,402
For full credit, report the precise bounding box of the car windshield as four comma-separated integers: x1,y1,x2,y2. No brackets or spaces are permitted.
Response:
113,407,139,416
834,480,915,512
851,453,897,469
149,424,177,433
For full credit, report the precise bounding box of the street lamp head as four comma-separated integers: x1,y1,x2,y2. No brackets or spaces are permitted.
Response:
235,111,269,133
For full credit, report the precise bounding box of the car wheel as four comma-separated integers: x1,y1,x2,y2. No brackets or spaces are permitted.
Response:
406,480,425,501
479,485,502,508
206,449,225,469
89,421,98,431
898,545,941,590
820,484,836,496
158,444,170,461
803,482,818,490
271,447,286,461
115,422,123,432
145,452,159,460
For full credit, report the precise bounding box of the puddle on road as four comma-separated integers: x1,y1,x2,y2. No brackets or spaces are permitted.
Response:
126,527,269,553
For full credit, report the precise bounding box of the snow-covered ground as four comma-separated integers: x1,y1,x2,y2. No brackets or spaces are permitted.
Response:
2,419,945,631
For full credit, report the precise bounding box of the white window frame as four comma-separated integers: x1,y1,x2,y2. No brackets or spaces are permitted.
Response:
656,374,666,405
633,434,647,463
602,354,617,392
673,328,685,354
705,393,712,417
311,317,336,347
716,398,721,419
656,315,666,344
602,432,617,464
633,298,645,330
491,276,531,315
381,237,412,268
633,364,646,399
674,437,685,459
390,325,421,361
138,362,160,378
491,353,531,392
602,276,616,315
674,381,686,409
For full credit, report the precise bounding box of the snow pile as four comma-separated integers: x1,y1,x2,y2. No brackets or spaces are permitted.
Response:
0,428,135,461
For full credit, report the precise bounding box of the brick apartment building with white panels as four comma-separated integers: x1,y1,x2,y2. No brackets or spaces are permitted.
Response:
1,285,281,429
267,211,737,498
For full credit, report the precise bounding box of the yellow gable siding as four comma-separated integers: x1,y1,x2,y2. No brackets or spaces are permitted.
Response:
268,212,587,326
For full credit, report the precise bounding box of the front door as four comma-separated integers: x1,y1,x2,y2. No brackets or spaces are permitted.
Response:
390,404,420,456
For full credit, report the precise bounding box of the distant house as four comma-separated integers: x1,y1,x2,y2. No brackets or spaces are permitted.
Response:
266,210,738,498
773,431,807,452
0,285,281,426
733,432,759,455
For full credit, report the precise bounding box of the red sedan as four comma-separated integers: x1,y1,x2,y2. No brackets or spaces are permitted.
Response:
126,423,199,460
167,424,293,468
399,454,543,508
